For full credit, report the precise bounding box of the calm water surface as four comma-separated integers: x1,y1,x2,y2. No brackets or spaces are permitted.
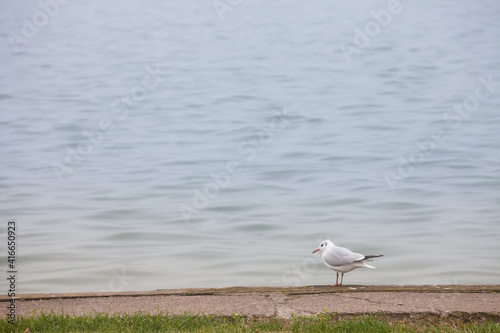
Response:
1,0,499,293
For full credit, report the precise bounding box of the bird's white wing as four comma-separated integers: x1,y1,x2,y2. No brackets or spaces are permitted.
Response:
323,246,365,267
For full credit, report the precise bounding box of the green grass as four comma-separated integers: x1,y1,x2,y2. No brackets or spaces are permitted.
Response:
1,311,499,332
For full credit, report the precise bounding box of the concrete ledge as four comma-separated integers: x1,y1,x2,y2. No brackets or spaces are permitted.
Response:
2,285,499,322
3,284,499,302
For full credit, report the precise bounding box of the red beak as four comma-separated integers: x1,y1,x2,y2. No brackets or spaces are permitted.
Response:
312,249,320,253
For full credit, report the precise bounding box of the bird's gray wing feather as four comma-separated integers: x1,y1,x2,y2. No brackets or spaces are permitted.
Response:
323,246,365,266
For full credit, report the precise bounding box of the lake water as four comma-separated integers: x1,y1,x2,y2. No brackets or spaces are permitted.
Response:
1,0,499,294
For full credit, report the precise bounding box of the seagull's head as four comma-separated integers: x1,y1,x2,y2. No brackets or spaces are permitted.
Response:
312,240,333,254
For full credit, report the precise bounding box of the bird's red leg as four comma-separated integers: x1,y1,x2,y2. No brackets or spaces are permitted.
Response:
330,272,339,287
340,273,344,285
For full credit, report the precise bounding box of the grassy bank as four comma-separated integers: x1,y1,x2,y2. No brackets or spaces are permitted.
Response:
1,312,499,333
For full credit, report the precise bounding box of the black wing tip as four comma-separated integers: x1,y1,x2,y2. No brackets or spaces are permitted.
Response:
354,255,383,263
363,255,384,259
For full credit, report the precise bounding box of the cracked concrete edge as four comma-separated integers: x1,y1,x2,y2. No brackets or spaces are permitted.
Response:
266,293,309,319
294,311,500,324
1,285,498,302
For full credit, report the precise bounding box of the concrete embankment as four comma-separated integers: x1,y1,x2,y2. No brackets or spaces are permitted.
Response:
2,285,499,324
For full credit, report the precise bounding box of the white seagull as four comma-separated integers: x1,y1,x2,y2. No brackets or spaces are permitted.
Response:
313,240,383,286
